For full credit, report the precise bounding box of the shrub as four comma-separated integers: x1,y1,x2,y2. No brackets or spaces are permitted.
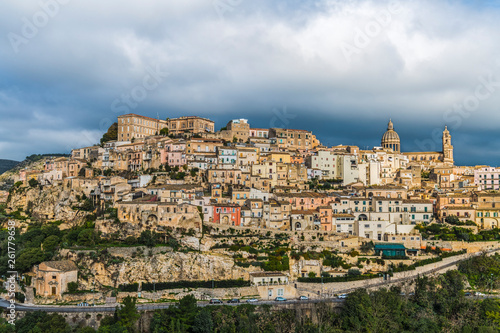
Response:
67,282,78,293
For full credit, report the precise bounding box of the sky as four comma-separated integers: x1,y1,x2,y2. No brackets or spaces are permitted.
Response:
1,0,500,166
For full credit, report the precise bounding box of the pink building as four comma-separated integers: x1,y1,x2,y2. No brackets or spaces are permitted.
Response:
161,141,187,167
475,167,500,191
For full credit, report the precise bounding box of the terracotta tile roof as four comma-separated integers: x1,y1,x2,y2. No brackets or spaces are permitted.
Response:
43,260,78,272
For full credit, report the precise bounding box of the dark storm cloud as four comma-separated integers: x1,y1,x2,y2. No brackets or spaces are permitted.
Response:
1,0,500,165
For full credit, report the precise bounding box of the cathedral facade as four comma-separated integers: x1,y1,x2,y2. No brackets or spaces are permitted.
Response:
381,120,454,166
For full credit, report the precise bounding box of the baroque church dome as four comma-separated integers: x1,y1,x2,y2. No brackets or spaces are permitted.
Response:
381,119,400,152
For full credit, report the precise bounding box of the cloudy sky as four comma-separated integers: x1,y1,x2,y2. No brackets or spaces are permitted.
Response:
1,0,500,165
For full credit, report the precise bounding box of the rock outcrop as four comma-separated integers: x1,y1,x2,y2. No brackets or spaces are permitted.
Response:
7,185,88,226
60,248,250,290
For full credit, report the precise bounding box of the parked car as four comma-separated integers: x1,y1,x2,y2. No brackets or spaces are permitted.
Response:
275,297,287,302
475,292,486,296
227,298,240,303
209,299,223,304
298,296,309,301
246,298,259,303
337,294,348,299
464,292,472,297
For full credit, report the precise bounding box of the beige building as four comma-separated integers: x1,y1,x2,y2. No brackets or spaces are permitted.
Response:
33,260,78,298
381,120,454,167
166,116,215,135
118,114,214,140
118,114,166,141
269,128,320,150
186,138,224,154
219,119,250,143
379,120,454,166
116,199,202,232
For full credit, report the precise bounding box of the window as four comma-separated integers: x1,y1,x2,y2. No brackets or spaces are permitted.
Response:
278,289,284,296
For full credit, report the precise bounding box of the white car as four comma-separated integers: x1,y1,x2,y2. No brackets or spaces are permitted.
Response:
337,294,348,299
246,298,259,303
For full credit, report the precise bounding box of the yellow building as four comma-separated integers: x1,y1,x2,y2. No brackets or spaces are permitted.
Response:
33,261,78,298
260,152,291,163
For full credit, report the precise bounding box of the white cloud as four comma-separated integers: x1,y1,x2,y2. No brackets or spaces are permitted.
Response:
1,0,500,163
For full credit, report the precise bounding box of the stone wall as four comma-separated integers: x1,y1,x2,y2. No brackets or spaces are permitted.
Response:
295,250,494,296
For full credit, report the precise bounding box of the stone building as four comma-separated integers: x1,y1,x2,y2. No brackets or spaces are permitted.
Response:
381,119,401,152
116,199,202,232
381,119,454,166
218,119,250,143
33,260,78,298
118,114,167,141
166,116,215,135
269,128,320,150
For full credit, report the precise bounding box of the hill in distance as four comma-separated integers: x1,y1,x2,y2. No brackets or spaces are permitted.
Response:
0,159,20,175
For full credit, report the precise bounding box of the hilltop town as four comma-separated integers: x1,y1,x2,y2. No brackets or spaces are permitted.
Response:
1,114,500,309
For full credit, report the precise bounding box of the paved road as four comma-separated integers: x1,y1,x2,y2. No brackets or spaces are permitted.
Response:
0,298,343,313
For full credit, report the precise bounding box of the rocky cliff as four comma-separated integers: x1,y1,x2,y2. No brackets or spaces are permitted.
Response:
60,248,250,289
7,184,88,225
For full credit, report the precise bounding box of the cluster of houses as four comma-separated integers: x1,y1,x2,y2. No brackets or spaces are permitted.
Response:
11,114,500,302
14,114,500,240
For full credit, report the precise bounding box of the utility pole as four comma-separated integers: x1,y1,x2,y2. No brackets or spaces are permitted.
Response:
92,280,95,307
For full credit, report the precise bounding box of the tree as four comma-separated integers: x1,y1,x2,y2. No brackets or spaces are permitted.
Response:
17,248,45,273
28,178,39,187
42,235,60,255
16,312,70,333
100,122,118,144
77,229,96,246
124,236,137,245
446,215,461,225
138,230,158,247
193,309,213,333
159,128,169,136
116,296,140,332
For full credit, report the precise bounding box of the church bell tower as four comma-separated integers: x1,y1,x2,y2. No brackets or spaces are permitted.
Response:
442,126,453,165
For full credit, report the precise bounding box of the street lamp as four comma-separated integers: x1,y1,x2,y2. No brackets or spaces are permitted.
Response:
92,280,95,307
321,268,324,299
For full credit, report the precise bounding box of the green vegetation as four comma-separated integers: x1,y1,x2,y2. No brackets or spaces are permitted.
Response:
307,178,342,190
100,122,118,144
459,253,500,289
416,223,500,241
28,178,39,187
445,215,476,226
118,279,249,292
0,219,185,276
